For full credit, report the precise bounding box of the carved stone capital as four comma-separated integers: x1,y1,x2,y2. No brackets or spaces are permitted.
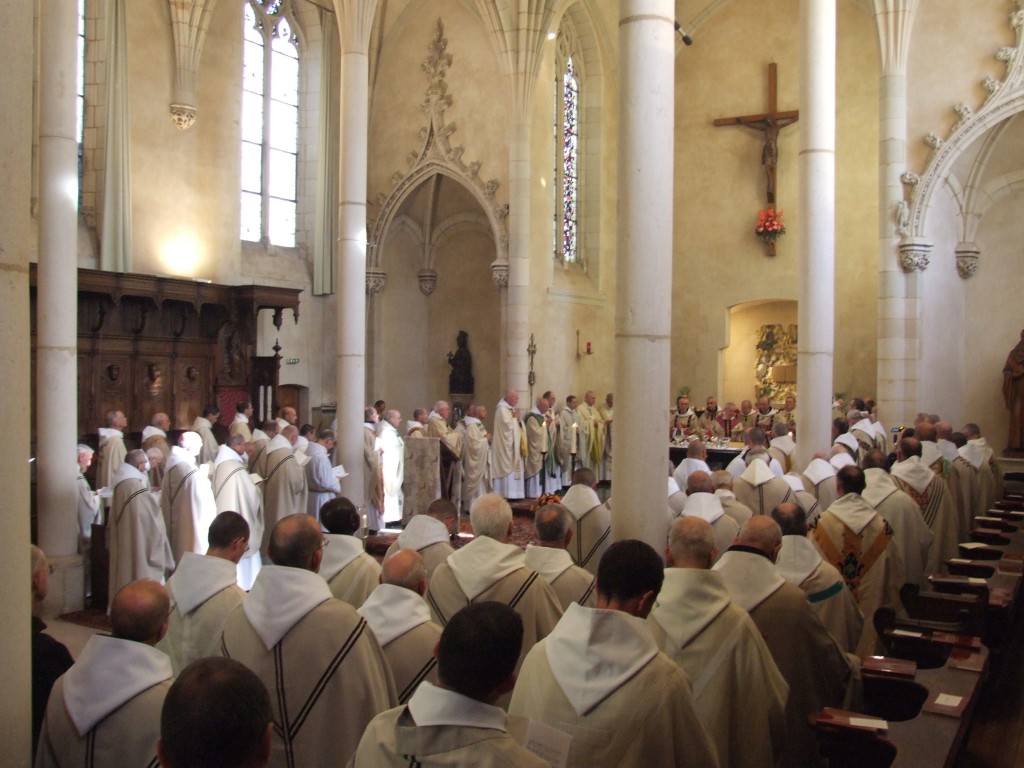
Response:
898,238,933,272
417,268,438,295
900,171,920,187
366,268,388,296
490,262,509,288
169,103,197,130
955,242,981,279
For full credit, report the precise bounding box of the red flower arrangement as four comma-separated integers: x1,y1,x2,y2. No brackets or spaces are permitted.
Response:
755,208,786,244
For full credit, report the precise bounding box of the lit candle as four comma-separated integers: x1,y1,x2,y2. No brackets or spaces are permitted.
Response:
571,422,578,453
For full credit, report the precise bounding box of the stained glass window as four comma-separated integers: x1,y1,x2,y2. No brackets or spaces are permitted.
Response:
554,25,581,264
561,56,578,263
241,1,299,247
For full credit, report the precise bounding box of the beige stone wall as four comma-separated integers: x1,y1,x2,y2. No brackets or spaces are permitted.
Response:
721,300,798,407
671,0,878,416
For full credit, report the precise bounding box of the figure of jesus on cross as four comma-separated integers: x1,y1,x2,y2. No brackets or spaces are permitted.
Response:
714,63,799,206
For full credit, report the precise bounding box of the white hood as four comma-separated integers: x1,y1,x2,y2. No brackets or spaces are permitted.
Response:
266,434,292,453
98,427,124,444
784,473,807,494
651,568,731,649
920,441,944,469
62,635,172,735
561,484,603,520
770,434,796,455
319,534,366,582
545,603,659,716
214,443,245,467
524,545,575,583
804,457,837,488
830,452,857,470
834,433,860,453
446,536,526,601
113,461,146,486
862,467,899,508
740,458,777,488
776,536,823,586
243,566,332,650
682,492,725,524
712,549,786,612
141,426,166,442
168,552,240,615
891,456,936,495
825,493,878,535
165,444,196,473
358,583,433,647
958,443,987,470
396,514,451,552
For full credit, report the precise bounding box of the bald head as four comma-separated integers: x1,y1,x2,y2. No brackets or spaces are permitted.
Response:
737,517,783,561
862,449,888,470
935,421,954,441
667,517,716,569
382,549,428,595
770,502,806,537
268,514,323,571
710,469,734,492
110,580,170,645
281,425,299,445
534,503,572,548
898,437,922,461
915,421,937,442
686,441,707,460
686,470,712,495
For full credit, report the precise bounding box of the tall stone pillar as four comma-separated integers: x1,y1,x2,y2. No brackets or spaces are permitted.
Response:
504,117,531,398
794,0,836,469
2,0,39,759
873,0,920,430
37,0,83,607
333,1,378,508
613,0,674,552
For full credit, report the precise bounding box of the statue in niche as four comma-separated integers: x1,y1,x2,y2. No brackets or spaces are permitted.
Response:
447,330,474,395
145,363,164,397
1003,329,1024,453
106,364,121,383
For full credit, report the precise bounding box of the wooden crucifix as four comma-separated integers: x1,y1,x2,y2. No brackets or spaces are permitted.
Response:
713,63,799,207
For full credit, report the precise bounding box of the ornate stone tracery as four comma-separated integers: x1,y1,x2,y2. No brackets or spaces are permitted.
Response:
367,19,509,290
903,5,1024,277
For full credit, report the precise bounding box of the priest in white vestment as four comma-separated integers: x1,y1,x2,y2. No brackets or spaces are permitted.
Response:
714,517,862,767
351,603,548,767
260,426,308,556
523,395,550,498
710,470,754,526
677,471,739,563
157,511,248,673
649,517,788,768
767,422,797,473
247,420,276,477
560,468,613,574
363,407,384,532
672,440,711,490
783,473,823,526
726,428,784,478
962,422,1003,508
802,455,839,511
229,399,253,443
891,437,959,575
524,503,597,610
358,549,442,704
426,401,463,510
141,413,171,489
457,404,490,513
37,581,173,768
424,494,562,708
811,467,905,657
96,410,128,492
918,421,971,538
211,436,265,589
558,396,581,486
220,514,396,767
191,404,221,464
383,498,457,583
733,451,793,516
772,502,864,655
510,540,719,767
490,391,525,499
161,431,217,563
319,497,382,609
379,410,405,524
863,456,933,587
109,450,175,602
305,429,340,520
76,445,101,595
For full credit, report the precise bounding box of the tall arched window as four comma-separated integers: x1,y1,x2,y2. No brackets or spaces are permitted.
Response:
554,23,582,265
241,1,300,247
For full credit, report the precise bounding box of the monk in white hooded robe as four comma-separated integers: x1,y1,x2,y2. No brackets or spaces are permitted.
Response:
383,511,455,583
220,515,396,768
490,392,525,499
863,464,933,588
733,455,793,516
891,442,959,575
457,406,490,513
161,432,217,562
560,474,612,575
109,453,175,600
211,440,264,589
260,430,308,555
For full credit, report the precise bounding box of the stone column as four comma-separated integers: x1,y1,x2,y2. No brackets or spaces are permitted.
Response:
3,0,40,759
793,0,836,469
613,0,674,552
37,0,83,608
873,0,920,430
333,1,377,508
505,117,531,398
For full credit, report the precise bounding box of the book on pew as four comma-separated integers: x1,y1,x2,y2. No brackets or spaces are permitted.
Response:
863,656,917,679
814,708,888,733
922,691,970,718
888,628,981,650
950,648,986,673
